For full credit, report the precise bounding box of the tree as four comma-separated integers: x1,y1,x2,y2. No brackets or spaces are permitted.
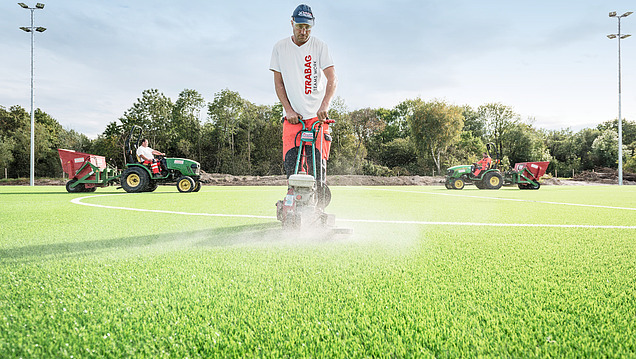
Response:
461,105,485,139
502,122,548,166
349,108,385,165
325,97,359,174
0,136,15,176
409,99,464,173
207,89,245,173
598,118,636,146
574,128,602,170
592,129,619,168
478,103,519,156
445,131,485,168
378,137,417,173
171,89,205,161
119,89,174,150
91,122,124,169
249,103,283,175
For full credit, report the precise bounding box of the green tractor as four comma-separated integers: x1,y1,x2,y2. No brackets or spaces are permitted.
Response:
120,125,202,193
445,143,504,190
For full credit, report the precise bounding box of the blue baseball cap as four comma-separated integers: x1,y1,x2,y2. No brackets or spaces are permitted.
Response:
292,4,314,26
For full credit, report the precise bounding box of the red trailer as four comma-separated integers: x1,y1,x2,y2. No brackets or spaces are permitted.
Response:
58,149,120,193
506,161,550,190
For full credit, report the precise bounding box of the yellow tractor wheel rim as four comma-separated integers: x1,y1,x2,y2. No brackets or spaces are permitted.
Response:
455,179,463,189
127,173,140,187
179,179,192,191
489,176,500,186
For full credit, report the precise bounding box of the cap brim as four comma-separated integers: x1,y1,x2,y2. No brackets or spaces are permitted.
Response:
293,17,314,26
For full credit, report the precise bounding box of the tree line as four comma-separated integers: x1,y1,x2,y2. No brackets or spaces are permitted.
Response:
2,88,636,179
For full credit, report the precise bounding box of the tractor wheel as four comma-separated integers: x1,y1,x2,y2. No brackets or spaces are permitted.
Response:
444,180,453,189
484,172,503,190
65,179,85,193
518,183,529,190
177,176,195,193
474,180,485,189
121,167,149,193
451,178,464,190
145,181,159,192
530,181,541,190
192,181,202,192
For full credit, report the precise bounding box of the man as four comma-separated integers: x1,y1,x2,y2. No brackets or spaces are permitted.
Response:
269,4,338,178
136,138,166,175
473,152,492,177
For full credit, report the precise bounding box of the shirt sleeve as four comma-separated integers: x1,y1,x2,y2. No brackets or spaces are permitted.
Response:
269,43,281,72
319,41,334,70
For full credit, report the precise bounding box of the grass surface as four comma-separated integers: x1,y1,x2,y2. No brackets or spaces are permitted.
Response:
1,184,635,357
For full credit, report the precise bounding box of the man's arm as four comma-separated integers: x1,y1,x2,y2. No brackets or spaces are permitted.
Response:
317,66,338,121
272,70,301,124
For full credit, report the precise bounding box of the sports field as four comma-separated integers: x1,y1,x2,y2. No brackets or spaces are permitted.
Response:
1,184,635,357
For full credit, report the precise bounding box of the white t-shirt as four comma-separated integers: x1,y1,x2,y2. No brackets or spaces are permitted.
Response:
136,145,154,161
270,36,334,119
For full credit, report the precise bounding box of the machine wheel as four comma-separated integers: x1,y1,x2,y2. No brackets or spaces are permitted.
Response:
145,181,159,192
518,183,529,190
65,179,85,193
192,181,202,192
317,183,331,208
445,181,452,189
529,181,541,190
177,176,195,193
484,172,503,190
84,186,97,192
451,178,464,190
474,180,485,189
283,213,301,230
121,167,149,193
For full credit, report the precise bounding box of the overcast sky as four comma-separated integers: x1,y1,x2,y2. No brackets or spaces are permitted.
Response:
2,0,635,138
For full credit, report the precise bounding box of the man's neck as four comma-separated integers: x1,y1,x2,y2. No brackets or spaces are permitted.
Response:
292,36,309,47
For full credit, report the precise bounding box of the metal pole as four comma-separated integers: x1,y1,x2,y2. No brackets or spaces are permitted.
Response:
617,16,623,186
19,3,45,185
29,8,35,186
609,11,631,185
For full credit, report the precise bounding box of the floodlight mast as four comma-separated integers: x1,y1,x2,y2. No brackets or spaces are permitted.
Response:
18,2,46,186
607,11,632,186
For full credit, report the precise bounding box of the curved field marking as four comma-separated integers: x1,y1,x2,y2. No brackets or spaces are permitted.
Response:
71,194,636,230
70,194,276,220
364,187,636,211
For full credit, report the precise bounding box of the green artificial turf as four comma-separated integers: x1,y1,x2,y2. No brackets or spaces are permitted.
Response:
1,184,635,357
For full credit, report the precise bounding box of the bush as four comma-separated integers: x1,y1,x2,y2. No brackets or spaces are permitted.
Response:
362,161,394,176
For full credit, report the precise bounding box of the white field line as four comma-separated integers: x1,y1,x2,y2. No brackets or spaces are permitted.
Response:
71,194,636,230
363,187,636,211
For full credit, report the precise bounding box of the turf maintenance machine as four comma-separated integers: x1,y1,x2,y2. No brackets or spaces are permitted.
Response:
121,125,202,193
58,149,121,193
276,118,351,234
445,142,549,190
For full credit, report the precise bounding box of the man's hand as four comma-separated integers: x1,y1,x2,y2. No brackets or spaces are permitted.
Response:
317,105,329,122
285,110,302,124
